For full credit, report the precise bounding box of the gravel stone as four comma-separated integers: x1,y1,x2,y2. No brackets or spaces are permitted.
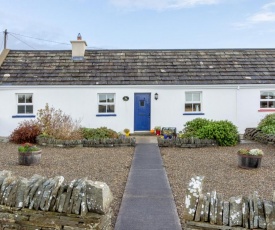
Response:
0,142,134,229
161,142,275,228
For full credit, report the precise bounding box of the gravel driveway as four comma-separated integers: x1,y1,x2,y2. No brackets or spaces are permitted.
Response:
0,142,134,229
161,141,275,228
1,140,275,229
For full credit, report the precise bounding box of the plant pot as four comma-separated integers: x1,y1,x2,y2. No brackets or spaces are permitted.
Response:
125,132,130,137
156,130,161,136
18,150,42,166
237,153,262,169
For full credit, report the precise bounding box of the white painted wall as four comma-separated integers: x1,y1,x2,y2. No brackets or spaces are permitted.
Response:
1,84,275,137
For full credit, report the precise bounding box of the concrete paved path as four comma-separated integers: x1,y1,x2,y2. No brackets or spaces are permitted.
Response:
115,137,182,230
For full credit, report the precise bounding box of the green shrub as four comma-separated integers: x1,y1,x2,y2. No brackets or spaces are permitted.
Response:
182,118,239,146
260,125,275,135
257,114,275,134
183,118,211,137
37,103,83,140
196,120,239,146
81,127,118,139
9,120,41,144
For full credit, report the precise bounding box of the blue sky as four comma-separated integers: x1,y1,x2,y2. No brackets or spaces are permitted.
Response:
1,0,275,50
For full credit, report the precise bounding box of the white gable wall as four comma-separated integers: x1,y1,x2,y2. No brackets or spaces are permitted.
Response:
0,85,274,137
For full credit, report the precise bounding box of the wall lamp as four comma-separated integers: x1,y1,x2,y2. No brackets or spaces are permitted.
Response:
154,93,159,100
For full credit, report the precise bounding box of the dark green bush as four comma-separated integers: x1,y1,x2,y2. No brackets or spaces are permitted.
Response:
81,127,118,139
182,118,239,146
9,120,41,144
196,120,239,146
257,114,275,134
261,125,275,134
183,118,211,137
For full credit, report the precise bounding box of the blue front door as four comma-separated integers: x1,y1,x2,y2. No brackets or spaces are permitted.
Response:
134,93,151,131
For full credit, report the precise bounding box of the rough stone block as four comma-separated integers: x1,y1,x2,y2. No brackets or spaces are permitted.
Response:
229,196,243,227
223,201,229,226
183,176,204,221
210,190,217,224
86,180,113,215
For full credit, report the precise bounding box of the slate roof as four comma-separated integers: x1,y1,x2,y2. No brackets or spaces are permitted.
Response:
1,49,275,85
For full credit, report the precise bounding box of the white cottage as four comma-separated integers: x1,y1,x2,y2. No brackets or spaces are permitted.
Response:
0,36,275,137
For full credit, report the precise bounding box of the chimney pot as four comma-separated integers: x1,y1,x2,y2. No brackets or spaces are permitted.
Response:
77,33,82,40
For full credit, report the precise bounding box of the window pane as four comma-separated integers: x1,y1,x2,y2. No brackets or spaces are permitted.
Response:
193,103,201,112
107,94,114,102
18,105,25,114
260,101,268,108
270,92,275,99
26,105,33,113
185,104,192,112
18,95,25,103
269,101,275,108
261,91,275,99
107,105,114,113
26,94,32,103
193,93,200,101
99,95,106,103
140,100,145,107
98,105,106,113
186,93,192,101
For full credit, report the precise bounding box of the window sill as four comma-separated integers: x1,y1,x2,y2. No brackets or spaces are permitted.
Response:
258,109,275,112
96,114,117,117
183,112,205,115
12,115,36,118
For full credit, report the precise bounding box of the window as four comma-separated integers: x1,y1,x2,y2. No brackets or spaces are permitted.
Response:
260,91,275,108
185,92,202,112
98,93,115,113
17,94,33,114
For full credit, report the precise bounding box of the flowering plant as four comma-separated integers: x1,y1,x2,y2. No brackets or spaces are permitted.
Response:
18,143,40,153
238,148,264,156
124,128,130,134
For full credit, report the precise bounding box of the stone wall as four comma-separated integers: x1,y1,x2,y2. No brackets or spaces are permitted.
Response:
244,128,275,144
36,136,136,148
184,176,274,230
0,170,113,229
158,137,217,148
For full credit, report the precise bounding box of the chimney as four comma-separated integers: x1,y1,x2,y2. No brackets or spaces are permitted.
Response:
70,33,87,61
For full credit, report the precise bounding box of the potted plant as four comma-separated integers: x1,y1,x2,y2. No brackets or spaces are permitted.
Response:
18,143,42,166
163,130,173,139
124,128,130,137
237,148,263,169
155,126,161,136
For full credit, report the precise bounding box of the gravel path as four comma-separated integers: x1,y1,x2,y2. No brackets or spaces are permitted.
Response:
0,142,134,229
161,142,275,228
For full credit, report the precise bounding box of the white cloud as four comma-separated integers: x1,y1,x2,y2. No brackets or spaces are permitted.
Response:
235,1,275,28
248,11,275,23
110,0,220,10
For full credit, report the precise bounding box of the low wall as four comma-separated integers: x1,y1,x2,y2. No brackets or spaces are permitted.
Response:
244,128,275,144
184,176,274,230
36,136,136,148
158,137,217,148
0,170,113,229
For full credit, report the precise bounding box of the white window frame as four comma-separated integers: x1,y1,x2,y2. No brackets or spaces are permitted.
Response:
98,93,115,114
185,91,202,112
17,93,34,114
260,91,275,109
